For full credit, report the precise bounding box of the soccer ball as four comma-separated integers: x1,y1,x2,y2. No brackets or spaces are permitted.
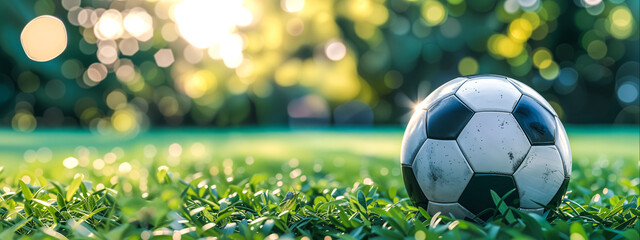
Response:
400,74,571,222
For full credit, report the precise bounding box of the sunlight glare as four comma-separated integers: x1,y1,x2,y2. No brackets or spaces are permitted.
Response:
95,10,124,40
282,0,304,13
220,34,244,68
173,0,252,49
413,102,422,111
124,8,153,41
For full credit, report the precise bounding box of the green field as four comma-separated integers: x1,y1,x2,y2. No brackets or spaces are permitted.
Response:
0,127,638,239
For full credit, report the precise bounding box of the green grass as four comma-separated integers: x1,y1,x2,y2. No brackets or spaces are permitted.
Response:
0,127,638,239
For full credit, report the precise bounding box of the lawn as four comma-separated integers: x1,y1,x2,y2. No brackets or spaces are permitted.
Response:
0,126,638,239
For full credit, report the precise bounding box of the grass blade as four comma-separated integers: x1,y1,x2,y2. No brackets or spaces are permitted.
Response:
66,174,84,202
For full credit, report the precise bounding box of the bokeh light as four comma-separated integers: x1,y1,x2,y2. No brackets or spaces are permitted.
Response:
94,10,124,40
509,18,533,42
458,57,479,76
86,63,108,83
123,7,154,41
63,157,79,169
111,107,138,133
154,49,175,68
20,15,67,62
607,6,634,39
181,70,217,99
325,40,347,61
617,82,638,104
12,111,37,132
533,48,553,69
421,1,447,26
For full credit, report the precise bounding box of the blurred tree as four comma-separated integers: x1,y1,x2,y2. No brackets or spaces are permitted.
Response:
0,0,638,133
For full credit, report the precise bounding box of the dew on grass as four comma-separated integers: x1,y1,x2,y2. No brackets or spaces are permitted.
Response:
289,168,301,178
363,177,373,185
140,231,151,240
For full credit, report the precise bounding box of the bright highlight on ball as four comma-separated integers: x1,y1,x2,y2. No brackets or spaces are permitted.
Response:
401,75,572,222
20,15,67,62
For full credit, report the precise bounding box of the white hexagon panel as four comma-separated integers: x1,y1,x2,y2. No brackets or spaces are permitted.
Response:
456,76,522,112
513,145,565,208
427,202,480,223
401,110,427,166
555,117,572,177
507,77,557,116
417,77,468,110
458,112,531,174
412,139,474,202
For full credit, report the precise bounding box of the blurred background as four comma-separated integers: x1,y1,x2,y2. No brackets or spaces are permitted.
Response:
0,0,638,135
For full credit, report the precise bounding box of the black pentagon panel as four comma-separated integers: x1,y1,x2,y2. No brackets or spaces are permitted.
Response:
548,178,570,208
402,165,429,208
426,95,474,140
513,96,556,145
458,174,520,221
507,78,558,117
